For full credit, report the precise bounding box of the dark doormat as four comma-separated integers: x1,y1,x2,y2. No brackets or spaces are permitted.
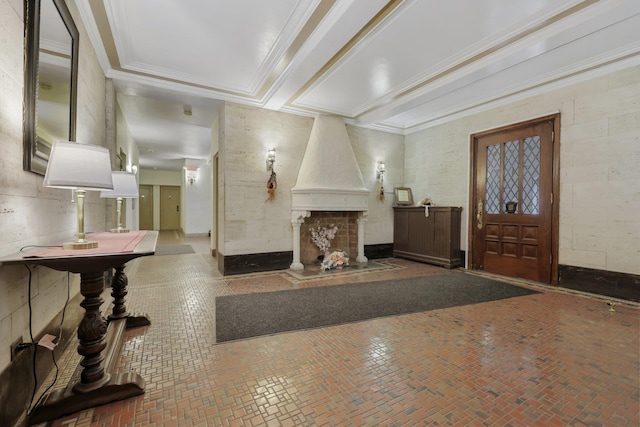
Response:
215,272,539,342
154,245,195,256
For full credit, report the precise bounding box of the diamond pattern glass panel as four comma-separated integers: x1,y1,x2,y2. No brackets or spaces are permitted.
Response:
502,140,519,213
485,144,500,214
522,136,540,214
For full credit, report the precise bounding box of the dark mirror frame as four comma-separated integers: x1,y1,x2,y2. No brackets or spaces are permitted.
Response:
23,0,79,175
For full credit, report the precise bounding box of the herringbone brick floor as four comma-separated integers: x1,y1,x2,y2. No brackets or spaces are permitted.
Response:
32,232,639,426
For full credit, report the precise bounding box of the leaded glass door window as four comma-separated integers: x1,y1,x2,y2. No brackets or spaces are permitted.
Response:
484,137,541,215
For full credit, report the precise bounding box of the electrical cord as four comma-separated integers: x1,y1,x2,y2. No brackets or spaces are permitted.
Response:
23,266,72,415
24,265,38,414
19,245,63,252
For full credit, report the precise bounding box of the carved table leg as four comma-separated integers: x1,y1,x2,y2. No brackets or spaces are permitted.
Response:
108,265,151,328
74,271,110,392
27,270,146,426
109,266,128,320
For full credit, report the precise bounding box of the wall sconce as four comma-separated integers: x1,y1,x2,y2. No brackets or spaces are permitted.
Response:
376,161,386,180
43,141,114,249
266,148,276,171
376,161,386,202
184,165,198,185
100,171,139,233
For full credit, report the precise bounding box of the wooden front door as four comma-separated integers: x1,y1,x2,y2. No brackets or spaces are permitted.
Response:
160,186,181,230
139,185,153,230
471,115,559,284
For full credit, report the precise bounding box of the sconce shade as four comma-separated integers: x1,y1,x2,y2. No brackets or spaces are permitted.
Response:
44,142,114,191
376,161,386,180
100,171,139,199
266,148,276,171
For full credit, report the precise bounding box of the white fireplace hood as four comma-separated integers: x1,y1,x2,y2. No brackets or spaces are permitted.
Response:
291,115,369,212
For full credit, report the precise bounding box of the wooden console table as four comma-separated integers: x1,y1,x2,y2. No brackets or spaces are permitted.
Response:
0,230,157,425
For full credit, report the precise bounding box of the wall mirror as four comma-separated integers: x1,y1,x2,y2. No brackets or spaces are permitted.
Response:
24,0,79,175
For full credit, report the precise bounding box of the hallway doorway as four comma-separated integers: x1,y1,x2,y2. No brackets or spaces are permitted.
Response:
160,186,181,230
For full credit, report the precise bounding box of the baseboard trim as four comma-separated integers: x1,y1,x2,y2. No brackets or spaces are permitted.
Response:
219,251,293,276
364,243,393,259
218,244,397,276
184,232,209,238
559,265,640,302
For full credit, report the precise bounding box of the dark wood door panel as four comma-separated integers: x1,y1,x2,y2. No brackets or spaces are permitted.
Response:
471,116,557,283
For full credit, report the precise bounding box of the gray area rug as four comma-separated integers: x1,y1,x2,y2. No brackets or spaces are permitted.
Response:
154,245,195,256
215,273,539,342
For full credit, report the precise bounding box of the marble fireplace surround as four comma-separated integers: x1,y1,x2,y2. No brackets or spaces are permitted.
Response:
290,115,369,270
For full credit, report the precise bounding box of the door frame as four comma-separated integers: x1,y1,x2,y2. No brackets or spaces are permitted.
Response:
468,113,561,285
138,184,154,230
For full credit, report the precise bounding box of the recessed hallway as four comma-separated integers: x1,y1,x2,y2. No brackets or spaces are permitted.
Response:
30,232,639,426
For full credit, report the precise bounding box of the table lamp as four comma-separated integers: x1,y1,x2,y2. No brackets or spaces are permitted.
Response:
100,171,139,233
43,141,114,249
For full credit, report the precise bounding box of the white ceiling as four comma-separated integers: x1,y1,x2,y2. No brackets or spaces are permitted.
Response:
74,0,640,171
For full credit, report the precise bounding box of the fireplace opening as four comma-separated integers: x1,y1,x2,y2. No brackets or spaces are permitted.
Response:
300,211,358,265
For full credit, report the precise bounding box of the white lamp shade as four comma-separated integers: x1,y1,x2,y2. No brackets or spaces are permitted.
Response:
100,171,139,198
43,142,114,191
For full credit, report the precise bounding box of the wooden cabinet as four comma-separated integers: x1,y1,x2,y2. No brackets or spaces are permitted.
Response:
393,206,462,268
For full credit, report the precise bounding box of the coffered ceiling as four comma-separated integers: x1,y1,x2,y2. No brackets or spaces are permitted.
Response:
74,0,640,170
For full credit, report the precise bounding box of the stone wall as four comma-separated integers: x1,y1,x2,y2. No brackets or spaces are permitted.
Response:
405,65,640,275
0,0,109,411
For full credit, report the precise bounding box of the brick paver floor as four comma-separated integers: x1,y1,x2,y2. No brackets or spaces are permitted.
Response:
30,232,639,426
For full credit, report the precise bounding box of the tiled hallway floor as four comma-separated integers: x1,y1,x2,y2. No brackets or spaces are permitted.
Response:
32,232,639,426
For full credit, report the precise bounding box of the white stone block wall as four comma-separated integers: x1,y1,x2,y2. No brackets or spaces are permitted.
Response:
0,0,109,372
216,106,226,255
347,124,404,245
221,103,313,256
405,65,640,275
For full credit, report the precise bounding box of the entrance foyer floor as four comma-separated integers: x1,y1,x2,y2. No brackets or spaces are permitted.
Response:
33,232,638,426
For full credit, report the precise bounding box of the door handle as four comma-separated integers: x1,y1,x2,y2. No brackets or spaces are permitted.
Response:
176,205,179,212
476,200,483,229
